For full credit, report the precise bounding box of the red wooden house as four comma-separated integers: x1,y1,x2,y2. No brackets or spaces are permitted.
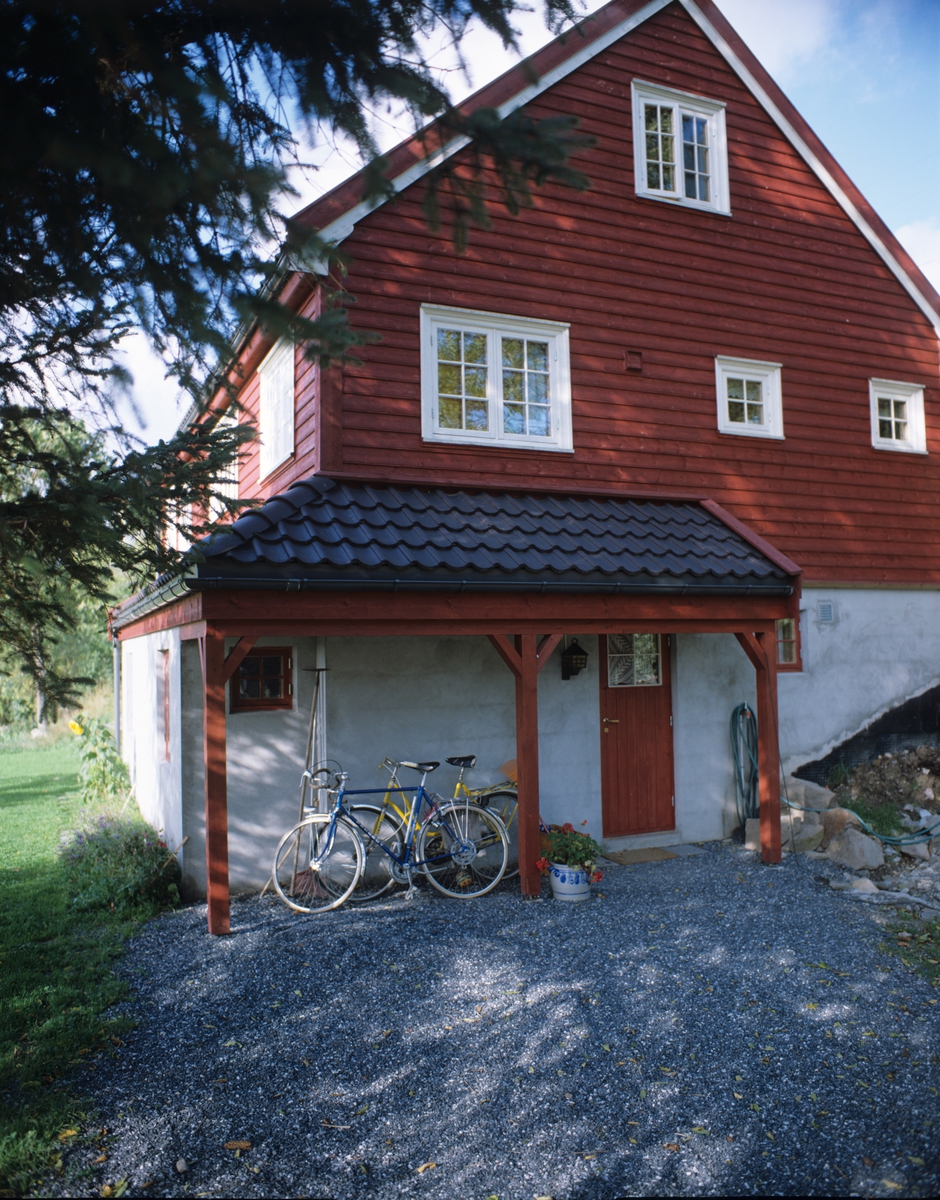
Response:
111,0,940,934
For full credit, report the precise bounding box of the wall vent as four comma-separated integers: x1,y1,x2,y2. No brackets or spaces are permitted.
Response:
817,600,835,623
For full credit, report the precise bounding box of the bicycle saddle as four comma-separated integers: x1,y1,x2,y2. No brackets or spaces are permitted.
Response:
445,755,477,769
399,760,440,772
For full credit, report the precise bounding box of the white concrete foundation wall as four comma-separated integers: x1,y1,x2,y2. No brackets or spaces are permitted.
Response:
119,628,183,853
779,587,940,774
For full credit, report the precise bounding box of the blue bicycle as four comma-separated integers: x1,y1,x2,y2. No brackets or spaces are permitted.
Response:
271,761,509,913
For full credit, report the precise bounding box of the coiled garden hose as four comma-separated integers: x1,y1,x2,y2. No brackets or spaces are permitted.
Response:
732,701,940,849
731,702,760,829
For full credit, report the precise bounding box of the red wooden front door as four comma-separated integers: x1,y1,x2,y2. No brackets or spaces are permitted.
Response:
599,634,676,838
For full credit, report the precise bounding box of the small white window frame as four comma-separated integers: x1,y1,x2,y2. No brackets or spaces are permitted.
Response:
420,304,573,452
869,378,926,455
258,339,295,480
632,80,730,216
715,356,784,441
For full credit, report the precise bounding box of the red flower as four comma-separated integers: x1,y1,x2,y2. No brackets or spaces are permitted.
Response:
590,870,604,884
561,822,574,834
535,857,550,874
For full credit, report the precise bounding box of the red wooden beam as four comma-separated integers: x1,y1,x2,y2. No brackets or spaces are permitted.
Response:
203,632,231,935
222,636,258,683
487,633,522,676
535,633,564,674
514,635,542,898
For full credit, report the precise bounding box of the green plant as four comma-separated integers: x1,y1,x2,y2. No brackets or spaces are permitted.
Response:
537,821,603,877
70,716,129,805
848,795,904,838
826,760,850,789
58,812,181,913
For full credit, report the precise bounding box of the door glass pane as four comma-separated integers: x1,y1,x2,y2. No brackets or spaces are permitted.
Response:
608,634,661,687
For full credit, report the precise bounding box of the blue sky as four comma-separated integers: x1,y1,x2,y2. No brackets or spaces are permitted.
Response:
124,0,940,441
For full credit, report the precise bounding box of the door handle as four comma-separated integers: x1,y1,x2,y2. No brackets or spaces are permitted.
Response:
603,718,620,723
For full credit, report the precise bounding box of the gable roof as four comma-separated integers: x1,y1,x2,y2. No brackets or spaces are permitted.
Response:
295,0,940,336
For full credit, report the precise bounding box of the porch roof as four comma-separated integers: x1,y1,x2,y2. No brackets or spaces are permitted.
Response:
192,477,795,595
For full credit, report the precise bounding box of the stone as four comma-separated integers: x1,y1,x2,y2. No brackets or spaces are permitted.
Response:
744,818,761,852
925,788,935,801
175,1159,188,1174
930,838,940,857
783,775,834,815
792,827,824,853
900,841,930,861
825,827,884,871
849,877,879,893
819,807,864,848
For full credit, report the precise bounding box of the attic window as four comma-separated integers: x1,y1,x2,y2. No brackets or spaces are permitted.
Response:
230,648,294,712
632,81,730,215
420,305,573,452
258,340,295,480
869,379,926,454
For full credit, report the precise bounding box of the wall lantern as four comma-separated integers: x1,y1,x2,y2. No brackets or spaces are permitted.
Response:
561,638,589,680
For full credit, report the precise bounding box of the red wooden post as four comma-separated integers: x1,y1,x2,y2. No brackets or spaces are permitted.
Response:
515,634,542,896
735,631,782,864
204,630,231,934
754,631,781,864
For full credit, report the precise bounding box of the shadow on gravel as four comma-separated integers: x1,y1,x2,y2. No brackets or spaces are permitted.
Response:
47,844,940,1200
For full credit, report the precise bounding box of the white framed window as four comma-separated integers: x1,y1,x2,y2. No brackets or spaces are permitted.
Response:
632,80,730,215
420,305,573,452
715,356,784,440
869,379,926,454
607,634,662,687
258,339,295,479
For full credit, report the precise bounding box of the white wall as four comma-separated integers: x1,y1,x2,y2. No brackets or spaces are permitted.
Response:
119,628,183,852
779,587,940,774
122,584,940,896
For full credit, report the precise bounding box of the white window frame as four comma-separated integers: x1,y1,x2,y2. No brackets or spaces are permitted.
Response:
869,378,926,454
715,356,784,441
631,80,730,216
420,305,573,453
258,339,295,479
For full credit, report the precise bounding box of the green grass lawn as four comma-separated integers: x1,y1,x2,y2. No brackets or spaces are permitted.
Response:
0,741,140,1196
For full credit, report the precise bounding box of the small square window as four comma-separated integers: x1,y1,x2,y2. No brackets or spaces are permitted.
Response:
632,81,729,215
715,357,784,440
776,617,801,672
869,379,926,454
607,633,661,687
421,305,572,452
230,647,294,712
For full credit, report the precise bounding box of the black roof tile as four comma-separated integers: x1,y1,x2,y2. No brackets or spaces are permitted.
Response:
191,477,795,594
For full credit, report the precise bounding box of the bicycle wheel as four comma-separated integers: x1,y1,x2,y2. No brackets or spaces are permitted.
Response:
272,814,363,914
346,804,406,902
418,802,508,898
478,791,519,878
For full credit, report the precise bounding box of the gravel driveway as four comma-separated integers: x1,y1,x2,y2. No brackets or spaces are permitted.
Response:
51,842,939,1198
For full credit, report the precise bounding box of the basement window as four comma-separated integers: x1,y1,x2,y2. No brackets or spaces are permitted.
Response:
869,379,926,454
632,81,730,215
420,305,573,452
230,648,294,712
775,617,801,672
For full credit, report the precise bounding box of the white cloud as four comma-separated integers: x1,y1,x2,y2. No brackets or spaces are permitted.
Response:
894,218,940,297
712,0,842,82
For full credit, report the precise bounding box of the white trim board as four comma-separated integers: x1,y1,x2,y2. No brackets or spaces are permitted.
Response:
310,0,940,340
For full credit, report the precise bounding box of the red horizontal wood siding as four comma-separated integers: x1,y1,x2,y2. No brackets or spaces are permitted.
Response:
236,0,940,586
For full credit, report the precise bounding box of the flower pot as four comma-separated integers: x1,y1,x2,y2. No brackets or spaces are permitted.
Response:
548,862,591,902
